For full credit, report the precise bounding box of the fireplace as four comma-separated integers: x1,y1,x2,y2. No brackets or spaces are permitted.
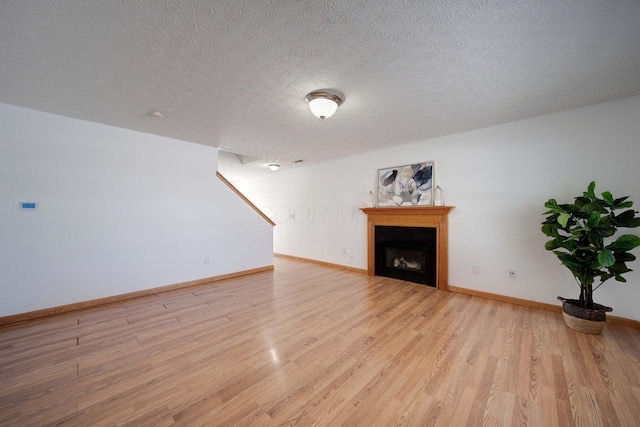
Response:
375,226,436,286
361,206,454,290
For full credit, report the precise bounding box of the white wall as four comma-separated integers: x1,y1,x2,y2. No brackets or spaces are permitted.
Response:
0,104,273,317
238,95,640,321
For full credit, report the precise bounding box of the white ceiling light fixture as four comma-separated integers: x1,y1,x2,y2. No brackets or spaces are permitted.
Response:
305,90,343,121
267,163,280,171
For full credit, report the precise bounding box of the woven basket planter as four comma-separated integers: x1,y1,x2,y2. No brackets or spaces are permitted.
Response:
558,297,612,335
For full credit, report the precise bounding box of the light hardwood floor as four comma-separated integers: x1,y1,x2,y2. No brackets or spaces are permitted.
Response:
1,257,639,426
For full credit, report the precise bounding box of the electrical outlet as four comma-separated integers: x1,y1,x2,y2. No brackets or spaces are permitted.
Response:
204,257,210,265
509,270,516,279
472,265,480,274
341,248,347,255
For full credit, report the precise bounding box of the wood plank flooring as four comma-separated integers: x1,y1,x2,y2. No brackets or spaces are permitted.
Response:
1,257,639,426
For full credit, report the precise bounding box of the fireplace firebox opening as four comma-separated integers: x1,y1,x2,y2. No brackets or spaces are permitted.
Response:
375,226,437,286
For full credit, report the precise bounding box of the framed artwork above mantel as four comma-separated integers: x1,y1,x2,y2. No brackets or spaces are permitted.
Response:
377,161,434,207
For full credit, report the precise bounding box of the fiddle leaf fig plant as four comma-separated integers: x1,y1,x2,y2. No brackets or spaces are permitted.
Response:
541,182,640,310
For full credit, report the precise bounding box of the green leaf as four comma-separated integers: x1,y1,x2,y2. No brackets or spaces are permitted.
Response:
609,262,631,274
615,209,636,219
611,210,640,228
584,181,596,199
541,224,560,238
587,232,603,248
598,249,615,267
557,238,576,252
601,191,614,206
578,203,593,213
580,203,607,214
557,213,570,228
555,253,588,271
587,211,601,228
614,252,636,262
574,197,591,207
545,240,560,250
614,275,627,283
593,225,616,237
544,199,560,211
613,196,632,209
620,218,640,228
607,234,640,251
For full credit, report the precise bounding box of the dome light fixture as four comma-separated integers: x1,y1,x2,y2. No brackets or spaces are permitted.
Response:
305,90,343,121
267,163,280,171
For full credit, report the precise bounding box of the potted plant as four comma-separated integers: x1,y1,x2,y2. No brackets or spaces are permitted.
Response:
541,182,640,334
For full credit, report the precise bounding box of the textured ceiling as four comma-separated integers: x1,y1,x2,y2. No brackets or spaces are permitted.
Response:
2,0,640,182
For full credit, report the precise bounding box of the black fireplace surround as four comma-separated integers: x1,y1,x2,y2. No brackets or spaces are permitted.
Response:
375,226,437,287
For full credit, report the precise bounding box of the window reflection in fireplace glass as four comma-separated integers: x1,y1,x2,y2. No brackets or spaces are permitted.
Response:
386,246,426,273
